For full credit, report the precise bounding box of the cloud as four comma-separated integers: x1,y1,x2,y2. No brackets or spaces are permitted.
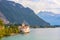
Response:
9,0,60,14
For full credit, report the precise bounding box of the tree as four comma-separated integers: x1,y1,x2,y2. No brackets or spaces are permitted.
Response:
0,19,4,26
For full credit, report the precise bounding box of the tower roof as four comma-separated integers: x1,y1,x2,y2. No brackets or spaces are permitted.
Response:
22,20,29,26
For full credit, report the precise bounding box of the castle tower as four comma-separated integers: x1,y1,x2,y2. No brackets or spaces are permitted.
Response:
22,20,29,26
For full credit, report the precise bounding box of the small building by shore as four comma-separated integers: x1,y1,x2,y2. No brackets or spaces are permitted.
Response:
18,22,30,33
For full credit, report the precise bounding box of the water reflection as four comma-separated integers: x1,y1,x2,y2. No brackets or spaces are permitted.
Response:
2,28,60,40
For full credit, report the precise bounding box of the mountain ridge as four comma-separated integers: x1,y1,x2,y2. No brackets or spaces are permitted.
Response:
0,0,50,26
37,11,60,25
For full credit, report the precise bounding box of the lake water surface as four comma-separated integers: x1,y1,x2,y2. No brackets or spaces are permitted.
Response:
2,28,60,40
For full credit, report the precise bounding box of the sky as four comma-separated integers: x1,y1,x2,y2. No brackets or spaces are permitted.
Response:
9,0,60,14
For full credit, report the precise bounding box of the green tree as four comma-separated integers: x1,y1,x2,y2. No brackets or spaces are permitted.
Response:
0,19,4,26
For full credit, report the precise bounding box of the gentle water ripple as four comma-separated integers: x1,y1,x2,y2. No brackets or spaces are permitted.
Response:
2,28,60,40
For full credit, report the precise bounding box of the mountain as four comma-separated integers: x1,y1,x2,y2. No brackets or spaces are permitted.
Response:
0,0,50,26
0,12,9,24
38,11,60,25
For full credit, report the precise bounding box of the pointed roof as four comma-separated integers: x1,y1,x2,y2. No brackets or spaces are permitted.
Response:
22,20,29,26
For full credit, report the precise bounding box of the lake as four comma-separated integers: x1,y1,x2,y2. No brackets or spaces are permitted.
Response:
2,28,60,40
